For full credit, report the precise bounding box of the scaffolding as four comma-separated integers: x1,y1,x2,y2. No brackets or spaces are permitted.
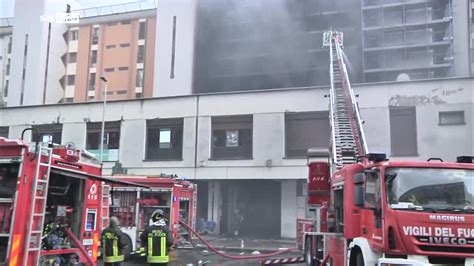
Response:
361,0,454,82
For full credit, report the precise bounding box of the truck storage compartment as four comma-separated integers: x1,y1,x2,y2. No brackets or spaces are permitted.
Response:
0,163,19,263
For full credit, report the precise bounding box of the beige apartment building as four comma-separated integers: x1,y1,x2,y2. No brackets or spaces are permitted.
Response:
64,10,156,102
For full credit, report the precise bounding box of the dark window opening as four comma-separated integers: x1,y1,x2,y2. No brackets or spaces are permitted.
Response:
211,115,253,159
118,66,129,71
6,59,10,75
90,50,97,68
32,124,63,144
70,30,78,41
138,21,147,39
91,27,99,45
69,52,77,63
86,121,121,161
0,127,9,138
3,80,8,97
117,90,128,94
65,98,74,103
106,44,116,49
67,75,75,86
7,37,12,53
439,111,465,125
390,107,417,156
146,118,183,160
120,43,130,48
121,20,131,25
285,111,329,157
104,68,114,72
107,22,118,26
136,69,144,87
137,45,145,63
89,73,96,91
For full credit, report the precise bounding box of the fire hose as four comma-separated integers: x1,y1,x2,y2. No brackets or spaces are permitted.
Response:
179,221,299,260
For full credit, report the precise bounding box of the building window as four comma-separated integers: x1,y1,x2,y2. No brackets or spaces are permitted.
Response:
67,75,75,86
137,45,145,63
69,52,77,63
136,69,144,87
86,121,120,161
87,96,94,101
92,27,99,45
106,44,116,49
65,98,74,103
285,112,329,158
439,111,465,125
136,93,143,98
120,43,130,48
32,124,63,144
146,118,183,160
89,73,96,91
6,59,10,75
90,50,97,68
118,66,129,71
138,21,146,40
117,90,128,95
390,107,417,156
4,80,8,97
107,22,118,26
70,30,78,41
104,68,114,72
0,127,9,138
7,37,12,53
211,115,253,159
121,20,131,25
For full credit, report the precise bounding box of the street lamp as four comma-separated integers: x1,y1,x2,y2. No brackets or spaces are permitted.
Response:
99,76,108,163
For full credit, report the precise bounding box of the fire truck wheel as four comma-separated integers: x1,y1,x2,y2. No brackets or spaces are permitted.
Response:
305,238,316,266
355,252,364,266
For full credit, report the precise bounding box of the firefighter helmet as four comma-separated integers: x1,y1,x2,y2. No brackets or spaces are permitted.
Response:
151,209,164,222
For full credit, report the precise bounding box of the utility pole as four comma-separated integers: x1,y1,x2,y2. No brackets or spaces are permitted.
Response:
99,76,108,162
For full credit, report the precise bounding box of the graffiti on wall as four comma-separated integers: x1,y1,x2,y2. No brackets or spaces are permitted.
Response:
389,87,464,107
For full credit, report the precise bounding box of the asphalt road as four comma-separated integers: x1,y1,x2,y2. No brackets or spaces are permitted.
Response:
98,249,305,266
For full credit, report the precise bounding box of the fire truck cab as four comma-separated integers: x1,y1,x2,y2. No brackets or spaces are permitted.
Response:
301,154,474,266
109,176,197,252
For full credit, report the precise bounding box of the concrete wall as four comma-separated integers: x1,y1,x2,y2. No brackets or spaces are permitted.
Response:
281,180,306,238
1,77,473,173
452,0,470,77
152,0,196,97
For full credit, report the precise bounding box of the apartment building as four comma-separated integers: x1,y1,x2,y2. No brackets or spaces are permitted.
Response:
0,18,13,107
63,6,156,102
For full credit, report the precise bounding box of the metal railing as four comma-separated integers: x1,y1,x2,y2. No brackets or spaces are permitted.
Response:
0,17,13,27
73,0,157,18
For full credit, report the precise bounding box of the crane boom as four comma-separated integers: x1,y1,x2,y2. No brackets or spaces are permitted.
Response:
324,30,369,173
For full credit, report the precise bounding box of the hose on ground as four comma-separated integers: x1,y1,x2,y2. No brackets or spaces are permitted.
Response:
179,221,298,260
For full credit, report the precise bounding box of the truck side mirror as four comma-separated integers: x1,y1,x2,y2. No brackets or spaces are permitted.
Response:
353,173,365,207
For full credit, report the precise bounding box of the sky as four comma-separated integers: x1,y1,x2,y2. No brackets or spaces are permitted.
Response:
0,0,150,18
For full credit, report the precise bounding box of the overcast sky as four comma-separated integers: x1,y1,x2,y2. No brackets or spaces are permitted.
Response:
1,0,148,17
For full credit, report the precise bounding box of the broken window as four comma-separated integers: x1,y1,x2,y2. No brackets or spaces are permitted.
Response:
0,127,9,138
285,112,330,158
32,124,63,144
146,118,183,160
211,115,253,159
86,121,121,161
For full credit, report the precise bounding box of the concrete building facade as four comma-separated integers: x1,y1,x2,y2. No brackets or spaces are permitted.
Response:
1,77,472,237
0,18,13,107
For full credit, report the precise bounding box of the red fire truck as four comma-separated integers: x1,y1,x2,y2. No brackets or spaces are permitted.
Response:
295,31,474,266
109,175,197,252
0,132,144,266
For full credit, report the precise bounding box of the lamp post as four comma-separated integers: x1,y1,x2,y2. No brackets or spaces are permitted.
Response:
99,76,108,162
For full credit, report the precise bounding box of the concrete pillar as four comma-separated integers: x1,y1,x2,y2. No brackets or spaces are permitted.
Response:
452,0,470,76
207,181,222,234
120,119,146,166
281,179,298,238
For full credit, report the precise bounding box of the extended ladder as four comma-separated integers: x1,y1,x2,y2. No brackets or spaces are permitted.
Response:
324,31,368,173
24,144,53,265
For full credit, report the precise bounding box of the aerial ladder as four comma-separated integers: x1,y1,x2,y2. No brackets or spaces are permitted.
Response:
324,30,369,174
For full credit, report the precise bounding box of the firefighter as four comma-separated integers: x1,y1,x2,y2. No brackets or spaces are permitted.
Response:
140,209,174,265
101,216,128,266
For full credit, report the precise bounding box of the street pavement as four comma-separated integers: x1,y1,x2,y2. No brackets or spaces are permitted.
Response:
98,236,305,265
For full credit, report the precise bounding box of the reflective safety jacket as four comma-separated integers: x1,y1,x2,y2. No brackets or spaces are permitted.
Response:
140,223,173,263
101,226,127,263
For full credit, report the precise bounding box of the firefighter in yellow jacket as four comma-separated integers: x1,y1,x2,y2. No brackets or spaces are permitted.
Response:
140,209,174,265
101,216,128,266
